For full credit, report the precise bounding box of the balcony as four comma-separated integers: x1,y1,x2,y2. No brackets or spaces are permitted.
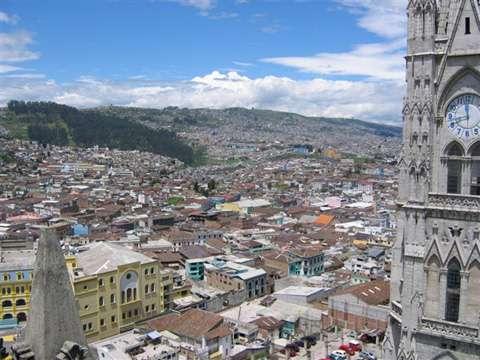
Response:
420,317,479,340
428,193,480,213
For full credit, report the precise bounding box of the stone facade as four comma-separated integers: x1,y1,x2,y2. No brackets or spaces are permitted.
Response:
385,1,480,359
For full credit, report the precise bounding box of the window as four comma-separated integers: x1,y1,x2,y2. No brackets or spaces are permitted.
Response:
466,17,471,34
144,268,148,276
83,324,87,331
88,323,92,330
110,294,116,304
151,304,155,311
110,276,115,284
445,258,461,322
122,312,126,320
134,309,138,316
99,296,104,306
150,283,155,293
98,278,104,287
446,143,464,194
145,284,149,294
100,318,105,327
471,143,480,195
146,305,149,312
111,315,116,323
150,267,155,274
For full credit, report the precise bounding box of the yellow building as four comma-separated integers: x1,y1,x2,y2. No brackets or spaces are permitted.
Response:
0,243,174,343
0,250,34,323
70,242,171,342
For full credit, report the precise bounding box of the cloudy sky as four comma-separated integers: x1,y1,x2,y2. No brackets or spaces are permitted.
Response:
0,0,407,124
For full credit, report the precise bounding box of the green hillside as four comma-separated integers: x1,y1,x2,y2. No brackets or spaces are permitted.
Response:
1,101,202,165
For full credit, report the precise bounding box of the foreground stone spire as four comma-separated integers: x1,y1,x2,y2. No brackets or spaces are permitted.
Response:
19,226,91,359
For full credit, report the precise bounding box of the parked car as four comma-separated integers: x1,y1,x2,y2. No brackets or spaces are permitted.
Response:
359,333,376,343
338,344,355,355
293,340,305,348
359,331,384,344
330,350,347,360
359,350,377,360
348,339,362,352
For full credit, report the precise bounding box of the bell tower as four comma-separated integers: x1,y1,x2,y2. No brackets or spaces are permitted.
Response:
385,1,480,359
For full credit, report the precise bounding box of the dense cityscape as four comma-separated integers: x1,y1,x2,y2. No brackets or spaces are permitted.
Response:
2,0,480,359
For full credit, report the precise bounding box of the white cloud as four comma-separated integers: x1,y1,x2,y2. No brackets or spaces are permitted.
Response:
334,0,406,39
0,12,19,25
0,71,404,124
232,61,253,67
0,31,40,63
0,64,21,73
262,39,405,81
172,0,214,10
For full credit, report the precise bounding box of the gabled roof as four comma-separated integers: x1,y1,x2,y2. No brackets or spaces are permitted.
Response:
148,308,232,341
332,280,390,306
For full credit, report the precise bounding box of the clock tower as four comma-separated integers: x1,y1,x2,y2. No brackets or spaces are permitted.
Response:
384,1,480,359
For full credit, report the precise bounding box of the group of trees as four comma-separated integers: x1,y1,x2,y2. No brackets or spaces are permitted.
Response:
192,179,217,197
7,101,200,165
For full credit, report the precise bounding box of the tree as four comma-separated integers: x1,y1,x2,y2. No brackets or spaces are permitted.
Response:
207,179,216,192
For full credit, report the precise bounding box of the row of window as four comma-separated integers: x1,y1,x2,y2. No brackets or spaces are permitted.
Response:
98,293,117,307
145,304,156,313
1,299,26,307
2,273,30,282
121,288,137,304
144,267,156,276
1,286,29,295
446,142,480,195
144,283,156,294
122,308,139,320
97,276,116,288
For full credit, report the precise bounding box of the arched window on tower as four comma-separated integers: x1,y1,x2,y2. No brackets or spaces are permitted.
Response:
470,142,480,195
445,258,461,322
446,143,464,194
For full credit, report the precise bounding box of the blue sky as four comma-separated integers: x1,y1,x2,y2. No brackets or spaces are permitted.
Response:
0,0,407,123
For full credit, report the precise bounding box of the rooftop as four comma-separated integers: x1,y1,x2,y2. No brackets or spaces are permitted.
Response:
76,242,155,275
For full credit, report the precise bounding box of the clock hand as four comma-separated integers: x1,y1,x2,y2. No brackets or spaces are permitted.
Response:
466,104,470,127
453,116,468,122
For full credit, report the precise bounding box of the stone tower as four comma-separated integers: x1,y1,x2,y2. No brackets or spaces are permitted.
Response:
12,227,93,360
384,1,480,359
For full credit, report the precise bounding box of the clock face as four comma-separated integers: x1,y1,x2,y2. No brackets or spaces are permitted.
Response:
447,94,480,139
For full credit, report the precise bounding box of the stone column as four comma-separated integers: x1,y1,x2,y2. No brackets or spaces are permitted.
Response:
459,270,470,323
462,158,471,195
438,158,445,193
438,268,448,320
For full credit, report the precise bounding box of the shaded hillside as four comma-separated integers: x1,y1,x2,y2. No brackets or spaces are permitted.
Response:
2,101,201,165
